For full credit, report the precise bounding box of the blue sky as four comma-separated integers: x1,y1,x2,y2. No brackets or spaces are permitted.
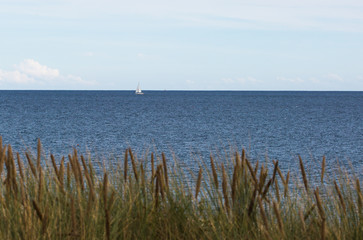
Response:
0,0,362,90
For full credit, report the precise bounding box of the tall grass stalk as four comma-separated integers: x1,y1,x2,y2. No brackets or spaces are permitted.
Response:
0,137,361,239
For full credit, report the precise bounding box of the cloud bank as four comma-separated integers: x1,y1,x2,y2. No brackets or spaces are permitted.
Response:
0,59,94,89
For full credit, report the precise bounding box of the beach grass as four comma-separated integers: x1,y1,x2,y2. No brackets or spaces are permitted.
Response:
0,137,362,239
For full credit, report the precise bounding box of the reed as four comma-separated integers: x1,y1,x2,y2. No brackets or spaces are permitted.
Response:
129,148,138,182
334,180,346,214
37,138,41,170
273,201,284,236
221,163,230,213
0,139,361,240
124,149,128,182
17,152,24,181
195,168,202,199
231,164,238,203
210,155,218,189
258,197,269,231
162,152,169,188
299,155,309,193
321,156,326,184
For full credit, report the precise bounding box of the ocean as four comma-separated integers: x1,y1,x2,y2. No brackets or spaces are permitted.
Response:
0,90,362,177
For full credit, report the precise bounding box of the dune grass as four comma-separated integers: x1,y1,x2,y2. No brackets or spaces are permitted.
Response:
0,137,362,239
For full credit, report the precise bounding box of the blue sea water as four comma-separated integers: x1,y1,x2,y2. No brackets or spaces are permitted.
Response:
0,91,362,177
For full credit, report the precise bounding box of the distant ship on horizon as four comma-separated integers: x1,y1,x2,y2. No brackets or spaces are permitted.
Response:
135,83,144,95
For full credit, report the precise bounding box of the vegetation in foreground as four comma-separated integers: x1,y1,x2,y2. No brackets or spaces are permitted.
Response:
0,137,362,239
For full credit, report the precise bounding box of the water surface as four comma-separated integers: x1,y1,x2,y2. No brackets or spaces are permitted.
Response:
0,91,362,176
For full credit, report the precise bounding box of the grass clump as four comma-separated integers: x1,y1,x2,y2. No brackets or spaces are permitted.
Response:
0,136,362,239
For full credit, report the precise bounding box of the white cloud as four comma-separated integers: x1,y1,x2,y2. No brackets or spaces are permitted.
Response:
0,69,34,84
15,59,59,79
0,59,95,89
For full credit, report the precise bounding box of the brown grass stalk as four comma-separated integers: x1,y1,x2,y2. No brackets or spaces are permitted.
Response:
73,150,84,190
151,152,155,179
37,138,41,170
103,172,110,240
128,148,139,182
321,156,326,184
80,155,89,176
162,152,169,188
299,156,309,193
50,154,59,176
38,168,43,202
299,209,306,232
103,173,108,208
314,188,325,220
59,157,65,187
274,180,280,203
70,197,77,236
33,200,43,222
210,155,219,189
235,152,241,168
275,163,286,186
25,152,37,178
273,201,285,236
19,176,27,204
334,180,346,214
248,187,258,217
105,208,110,240
108,190,116,211
246,159,257,185
241,148,246,162
221,164,230,213
17,152,25,181
140,162,145,187
41,207,49,236
262,179,273,199
157,165,165,200
258,166,267,192
154,167,160,208
84,168,95,201
272,160,278,184
231,165,238,204
195,168,203,199
0,145,6,177
7,145,18,194
258,197,269,230
321,218,326,240
304,204,316,221
356,179,362,211
284,171,290,197
66,162,71,188
124,149,128,182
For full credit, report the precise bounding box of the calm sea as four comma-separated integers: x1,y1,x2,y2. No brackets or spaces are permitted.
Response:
0,91,362,177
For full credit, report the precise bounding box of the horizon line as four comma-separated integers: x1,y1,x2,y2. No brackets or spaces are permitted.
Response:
0,89,362,92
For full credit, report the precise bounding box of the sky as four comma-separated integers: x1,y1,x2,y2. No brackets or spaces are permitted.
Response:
0,0,363,90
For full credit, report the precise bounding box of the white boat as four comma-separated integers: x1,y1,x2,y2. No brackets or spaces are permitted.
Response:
135,83,144,95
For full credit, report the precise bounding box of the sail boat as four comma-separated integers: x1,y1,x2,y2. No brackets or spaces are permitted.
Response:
135,82,144,95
